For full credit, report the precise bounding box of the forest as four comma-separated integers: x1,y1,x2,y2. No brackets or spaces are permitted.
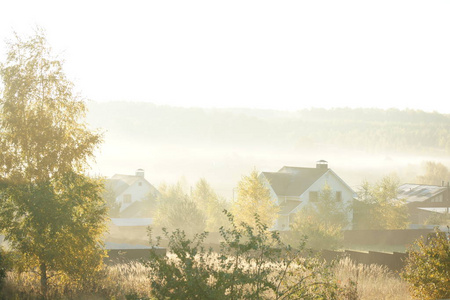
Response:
87,102,450,154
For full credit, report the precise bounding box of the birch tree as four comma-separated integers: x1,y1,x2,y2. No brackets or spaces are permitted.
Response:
0,30,107,296
231,170,279,228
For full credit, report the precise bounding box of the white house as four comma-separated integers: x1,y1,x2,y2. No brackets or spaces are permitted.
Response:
260,160,355,231
106,169,159,217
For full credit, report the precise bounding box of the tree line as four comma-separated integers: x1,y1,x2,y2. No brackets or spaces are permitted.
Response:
88,101,450,154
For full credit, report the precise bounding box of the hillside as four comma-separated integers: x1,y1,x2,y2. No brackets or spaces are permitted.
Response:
86,102,450,197
87,102,450,154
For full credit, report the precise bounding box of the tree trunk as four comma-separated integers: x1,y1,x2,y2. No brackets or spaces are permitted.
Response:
40,262,48,298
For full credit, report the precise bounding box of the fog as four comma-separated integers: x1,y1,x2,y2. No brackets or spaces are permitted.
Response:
87,101,450,199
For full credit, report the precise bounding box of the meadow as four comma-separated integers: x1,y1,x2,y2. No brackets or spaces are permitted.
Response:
1,256,410,299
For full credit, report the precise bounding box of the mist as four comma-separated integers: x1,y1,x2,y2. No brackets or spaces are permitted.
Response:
86,101,450,198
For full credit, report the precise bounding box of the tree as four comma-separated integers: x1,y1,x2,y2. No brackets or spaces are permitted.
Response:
0,30,107,296
191,178,229,232
141,190,158,218
103,180,121,217
354,175,409,230
154,181,206,237
424,212,450,227
231,170,279,228
402,228,450,300
416,161,450,186
288,183,349,249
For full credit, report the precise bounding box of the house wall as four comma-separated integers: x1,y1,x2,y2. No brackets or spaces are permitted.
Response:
293,171,354,229
260,175,302,231
260,170,355,231
117,181,156,211
407,191,450,224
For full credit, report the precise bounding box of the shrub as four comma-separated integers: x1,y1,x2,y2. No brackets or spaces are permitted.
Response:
147,211,343,299
402,228,450,300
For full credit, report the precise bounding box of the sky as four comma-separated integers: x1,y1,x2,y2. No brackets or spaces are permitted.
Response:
1,0,450,113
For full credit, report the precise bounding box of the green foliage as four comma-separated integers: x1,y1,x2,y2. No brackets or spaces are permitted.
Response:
103,180,121,217
88,102,450,155
0,29,107,296
154,181,206,237
289,213,343,250
191,178,229,232
147,211,342,300
424,212,450,226
140,191,158,218
402,228,450,300
354,175,409,230
416,161,450,185
231,170,279,229
288,183,348,250
0,248,6,293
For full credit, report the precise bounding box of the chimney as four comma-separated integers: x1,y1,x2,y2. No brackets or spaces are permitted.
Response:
136,169,145,178
316,160,328,170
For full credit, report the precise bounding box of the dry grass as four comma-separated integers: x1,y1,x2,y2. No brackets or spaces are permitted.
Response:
99,262,152,298
1,262,153,299
334,257,410,300
1,256,411,299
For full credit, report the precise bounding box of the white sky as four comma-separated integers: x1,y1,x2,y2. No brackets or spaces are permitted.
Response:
1,0,450,113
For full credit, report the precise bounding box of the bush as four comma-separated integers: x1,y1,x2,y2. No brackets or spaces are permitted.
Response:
402,228,450,300
147,211,344,299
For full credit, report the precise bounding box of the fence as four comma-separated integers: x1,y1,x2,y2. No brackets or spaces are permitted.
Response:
316,249,408,272
343,228,433,246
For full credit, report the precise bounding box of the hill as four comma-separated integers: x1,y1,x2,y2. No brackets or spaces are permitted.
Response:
86,102,450,197
87,102,450,154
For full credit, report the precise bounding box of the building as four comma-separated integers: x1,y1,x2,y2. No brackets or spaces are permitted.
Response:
397,183,450,225
260,160,355,231
106,169,159,218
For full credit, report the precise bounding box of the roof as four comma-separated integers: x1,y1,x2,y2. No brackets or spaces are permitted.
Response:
418,207,449,214
398,184,447,203
107,173,159,197
262,166,328,197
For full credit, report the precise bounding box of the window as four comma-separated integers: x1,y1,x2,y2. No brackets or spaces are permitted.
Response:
309,191,318,202
123,194,132,204
336,191,342,202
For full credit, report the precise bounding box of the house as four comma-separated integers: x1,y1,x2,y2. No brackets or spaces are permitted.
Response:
106,169,159,218
397,183,450,226
260,160,355,231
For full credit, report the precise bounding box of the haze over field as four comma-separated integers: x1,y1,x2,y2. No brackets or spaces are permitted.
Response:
87,102,450,198
1,1,449,197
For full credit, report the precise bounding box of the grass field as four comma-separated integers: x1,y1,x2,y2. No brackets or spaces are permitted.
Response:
1,255,411,299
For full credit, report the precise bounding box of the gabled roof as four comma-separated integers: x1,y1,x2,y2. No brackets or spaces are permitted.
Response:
418,207,449,214
262,166,328,197
398,183,447,203
107,174,158,197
